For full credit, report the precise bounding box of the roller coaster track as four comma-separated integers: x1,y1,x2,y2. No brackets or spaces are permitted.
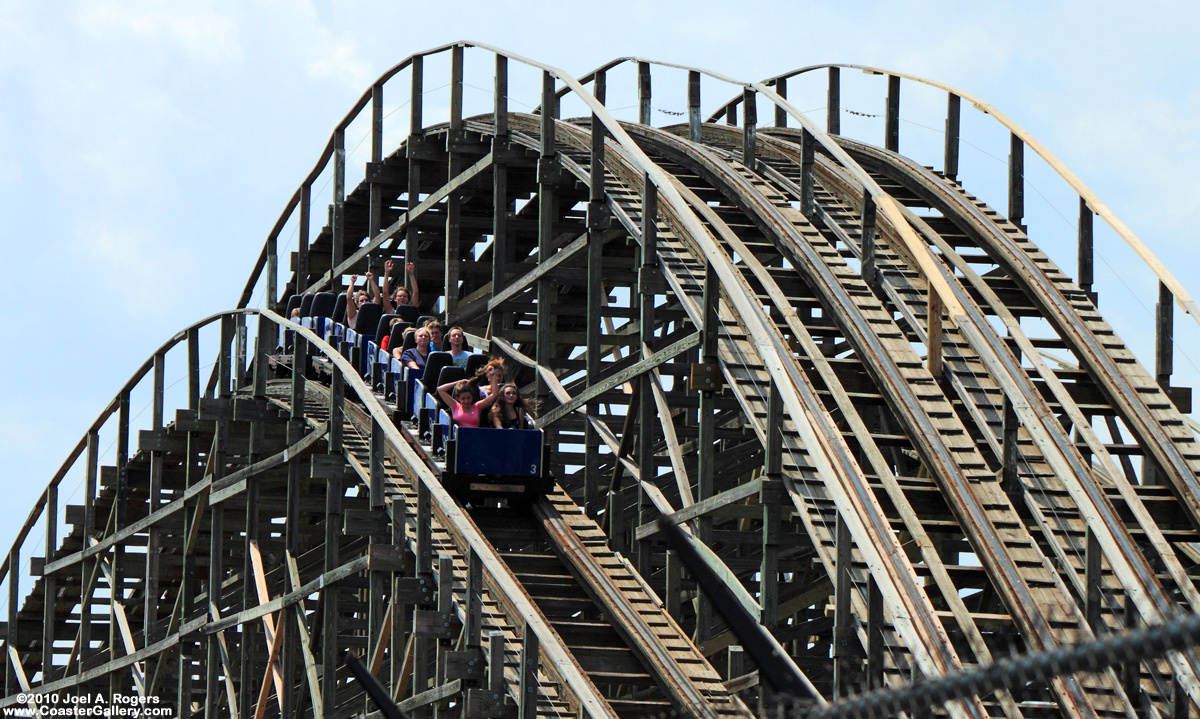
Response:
5,42,1200,719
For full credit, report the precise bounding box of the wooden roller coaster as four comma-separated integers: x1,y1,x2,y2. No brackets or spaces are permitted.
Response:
5,42,1200,719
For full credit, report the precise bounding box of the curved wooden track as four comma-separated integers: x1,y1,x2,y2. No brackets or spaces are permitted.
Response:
4,43,1199,719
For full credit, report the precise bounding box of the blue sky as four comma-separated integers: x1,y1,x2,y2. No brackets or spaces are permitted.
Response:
2,1,1199,571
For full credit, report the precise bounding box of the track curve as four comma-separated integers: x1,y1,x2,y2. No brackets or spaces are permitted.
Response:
5,42,1198,719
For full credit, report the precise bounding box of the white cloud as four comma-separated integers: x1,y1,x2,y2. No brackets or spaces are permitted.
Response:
76,1,242,65
306,35,372,90
72,222,193,318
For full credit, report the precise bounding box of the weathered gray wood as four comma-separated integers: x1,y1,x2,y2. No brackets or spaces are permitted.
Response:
638,61,651,126
885,74,900,152
944,93,960,179
518,624,539,719
827,67,841,134
774,77,787,128
1078,197,1094,296
742,88,756,167
688,71,702,143
832,516,857,696
1009,131,1024,228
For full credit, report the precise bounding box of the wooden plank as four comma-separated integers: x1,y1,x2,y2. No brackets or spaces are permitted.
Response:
249,540,286,711
538,332,701,427
287,553,323,719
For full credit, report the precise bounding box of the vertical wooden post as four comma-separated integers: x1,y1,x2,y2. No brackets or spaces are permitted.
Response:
466,550,483,649
369,83,385,247
519,624,540,719
727,645,745,682
488,632,504,693
1085,528,1102,631
774,77,788,128
867,578,884,690
333,128,346,271
42,481,57,681
688,71,702,143
267,228,278,311
827,67,841,135
298,183,311,293
927,289,944,378
536,71,558,409
1002,394,1020,495
445,44,464,319
1156,281,1174,387
145,351,165,661
637,176,658,574
585,113,607,515
79,429,98,672
370,418,385,508
407,55,424,277
638,61,651,126
832,516,856,696
390,494,409,692
593,68,606,106
491,54,511,337
321,446,344,715
6,548,17,694
861,189,878,286
111,387,131,697
885,75,900,153
1008,132,1025,230
695,263,718,643
1078,198,1095,298
944,93,961,180
725,101,737,126
801,128,816,219
205,476,225,719
664,549,682,620
761,383,782,628
1123,598,1140,706
742,88,757,167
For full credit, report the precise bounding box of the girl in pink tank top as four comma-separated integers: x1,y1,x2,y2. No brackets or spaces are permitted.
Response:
438,378,496,428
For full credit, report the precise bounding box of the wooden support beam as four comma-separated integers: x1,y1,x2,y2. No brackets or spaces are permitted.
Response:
827,67,841,134
1002,394,1019,495
927,288,944,378
248,540,286,713
488,233,586,311
638,61,651,126
332,128,346,271
885,74,900,152
539,332,700,428
635,480,762,541
860,188,878,287
801,128,816,219
287,554,324,719
1078,197,1094,296
1008,131,1024,229
944,93,960,180
774,77,788,128
518,624,539,719
688,71,702,143
742,88,756,167
1157,280,1174,386
832,516,858,696
1085,528,1103,632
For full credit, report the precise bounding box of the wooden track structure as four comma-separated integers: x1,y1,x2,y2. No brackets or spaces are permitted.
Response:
5,42,1200,719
